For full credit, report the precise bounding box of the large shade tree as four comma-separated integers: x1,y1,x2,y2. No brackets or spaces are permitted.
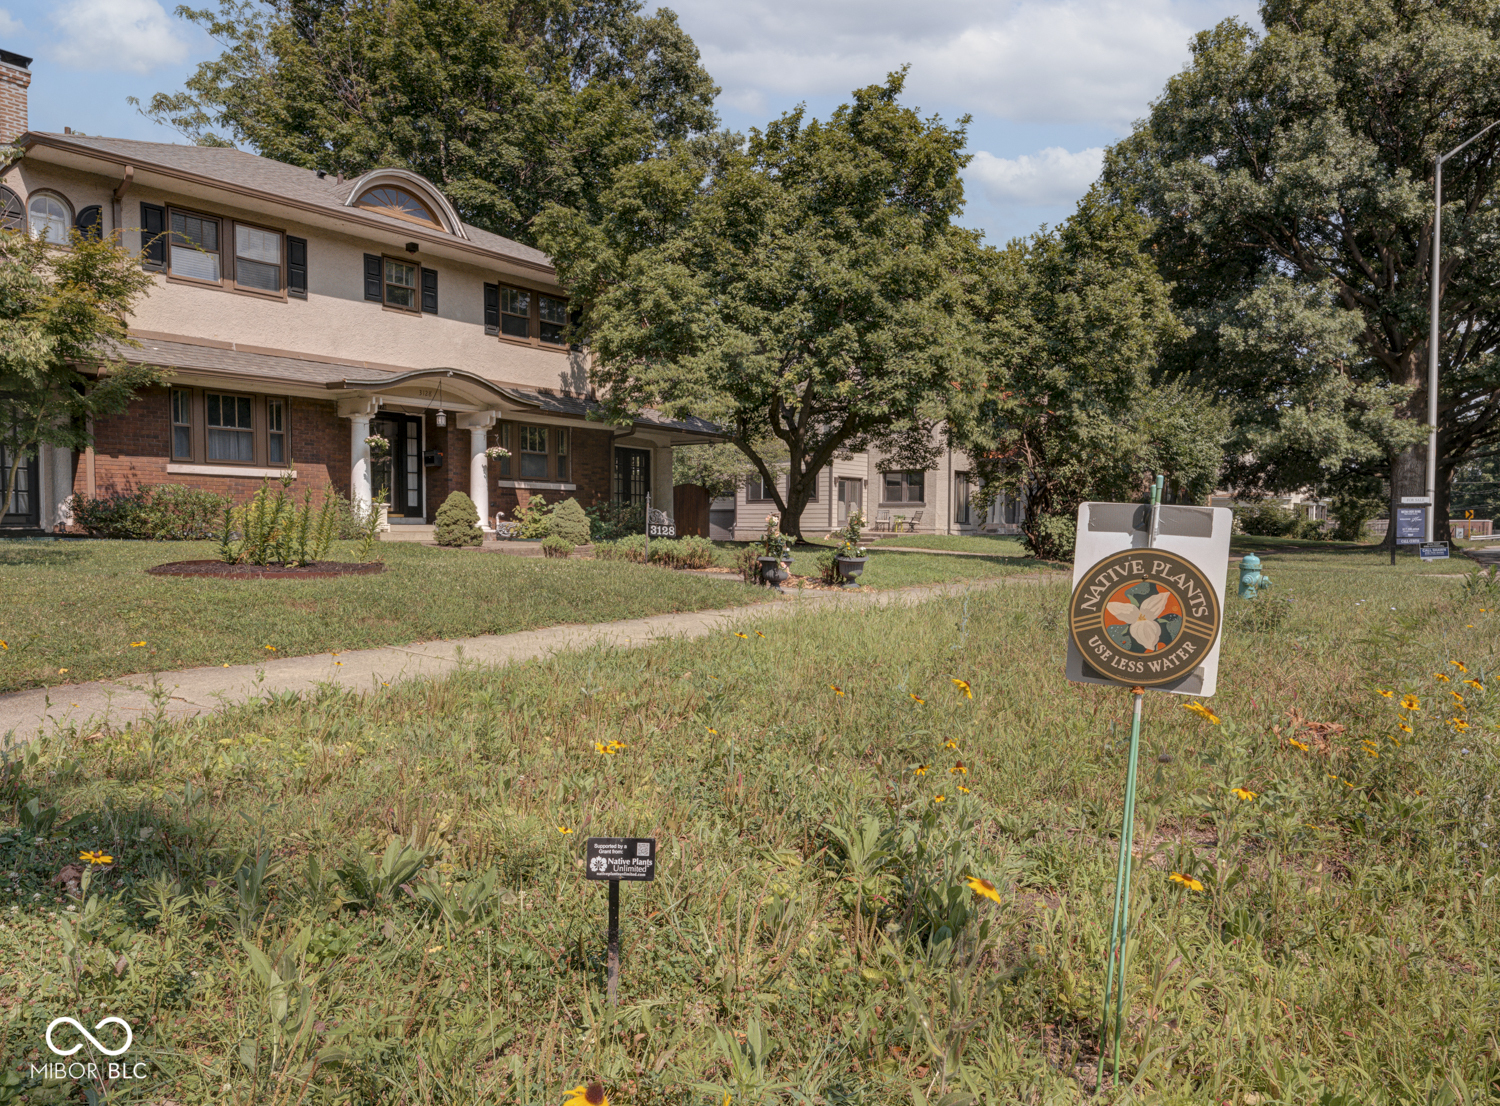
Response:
954,189,1227,560
1105,0,1500,541
138,0,718,241
539,72,981,539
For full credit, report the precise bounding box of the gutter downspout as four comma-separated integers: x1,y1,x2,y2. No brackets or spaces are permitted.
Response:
111,165,133,242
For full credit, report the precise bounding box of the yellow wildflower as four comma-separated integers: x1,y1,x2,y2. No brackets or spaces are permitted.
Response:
1452,660,1469,674
830,685,843,697
1464,678,1484,691
706,727,718,735
913,764,928,776
1287,738,1309,752
957,785,970,793
909,693,925,705
933,794,947,803
944,739,959,750
129,641,146,648
1183,700,1220,724
733,632,747,640
264,645,276,652
950,762,967,775
1400,694,1420,711
966,876,1002,903
1451,719,1470,732
951,678,973,699
558,826,573,835
79,850,112,865
1231,787,1257,801
1434,673,1450,682
1376,688,1395,699
1168,872,1204,892
1398,721,1413,734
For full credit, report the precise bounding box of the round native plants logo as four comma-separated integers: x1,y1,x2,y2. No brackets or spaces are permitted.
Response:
1069,549,1221,686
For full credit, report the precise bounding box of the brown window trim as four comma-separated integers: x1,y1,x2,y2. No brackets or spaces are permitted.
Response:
879,470,926,506
498,419,570,481
493,281,571,352
162,205,291,301
169,386,292,468
381,255,422,315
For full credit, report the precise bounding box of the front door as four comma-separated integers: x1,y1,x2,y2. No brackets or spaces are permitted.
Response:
370,414,424,519
837,478,862,524
0,446,39,527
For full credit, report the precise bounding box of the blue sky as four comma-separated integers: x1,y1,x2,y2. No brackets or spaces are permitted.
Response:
6,0,1261,244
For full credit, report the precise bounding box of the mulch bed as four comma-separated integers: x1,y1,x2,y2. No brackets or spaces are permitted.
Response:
147,560,386,579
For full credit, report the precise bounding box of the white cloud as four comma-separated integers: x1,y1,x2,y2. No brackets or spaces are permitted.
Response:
47,0,189,75
668,0,1255,127
966,146,1104,207
0,9,24,36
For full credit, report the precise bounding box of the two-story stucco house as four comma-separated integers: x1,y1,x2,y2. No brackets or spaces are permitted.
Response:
0,50,716,537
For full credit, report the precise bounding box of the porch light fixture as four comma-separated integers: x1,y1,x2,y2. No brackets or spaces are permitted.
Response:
430,379,447,427
436,409,446,428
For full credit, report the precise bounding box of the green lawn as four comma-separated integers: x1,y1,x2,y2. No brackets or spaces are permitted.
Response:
712,539,1061,588
1,544,1496,1102
863,533,1031,555
0,539,765,694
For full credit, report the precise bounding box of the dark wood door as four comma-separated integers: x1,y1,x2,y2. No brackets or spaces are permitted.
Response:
371,415,424,518
0,447,39,527
673,484,710,537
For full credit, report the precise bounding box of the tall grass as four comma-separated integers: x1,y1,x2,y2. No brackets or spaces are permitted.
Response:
0,556,1497,1104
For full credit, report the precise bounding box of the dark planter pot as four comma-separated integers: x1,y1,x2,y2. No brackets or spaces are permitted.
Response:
835,556,868,587
758,555,789,591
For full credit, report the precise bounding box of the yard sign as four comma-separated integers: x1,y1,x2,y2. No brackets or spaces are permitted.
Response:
1065,479,1230,1085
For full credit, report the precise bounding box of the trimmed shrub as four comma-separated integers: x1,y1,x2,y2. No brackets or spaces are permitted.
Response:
541,535,574,558
435,491,483,547
1234,501,1301,537
586,500,644,541
550,497,591,545
72,484,232,540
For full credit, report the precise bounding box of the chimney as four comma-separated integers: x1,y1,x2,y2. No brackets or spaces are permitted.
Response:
0,49,31,146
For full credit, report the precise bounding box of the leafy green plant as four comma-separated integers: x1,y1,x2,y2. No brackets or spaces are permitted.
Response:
541,535,573,558
435,490,484,547
72,484,233,539
549,497,591,545
335,840,434,909
218,479,338,566
513,494,553,538
586,499,645,540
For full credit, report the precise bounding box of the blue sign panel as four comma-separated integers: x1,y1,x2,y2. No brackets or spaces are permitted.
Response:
1395,506,1426,545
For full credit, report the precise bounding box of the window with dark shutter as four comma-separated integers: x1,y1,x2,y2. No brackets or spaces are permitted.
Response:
421,267,438,314
0,187,20,232
140,202,167,269
363,253,382,301
74,205,103,241
287,236,307,297
483,283,499,335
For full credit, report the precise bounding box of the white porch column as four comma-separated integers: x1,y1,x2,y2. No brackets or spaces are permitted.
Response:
458,412,497,535
339,396,379,517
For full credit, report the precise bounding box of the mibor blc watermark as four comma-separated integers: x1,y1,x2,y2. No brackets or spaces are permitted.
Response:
32,1016,149,1082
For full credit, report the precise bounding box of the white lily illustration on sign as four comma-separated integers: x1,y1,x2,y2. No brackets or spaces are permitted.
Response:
1107,590,1171,650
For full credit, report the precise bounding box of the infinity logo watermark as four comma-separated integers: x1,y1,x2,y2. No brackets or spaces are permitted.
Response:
46,1017,133,1057
32,1017,148,1082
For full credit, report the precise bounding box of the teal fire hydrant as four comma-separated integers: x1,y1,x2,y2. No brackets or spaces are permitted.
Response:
1238,553,1271,599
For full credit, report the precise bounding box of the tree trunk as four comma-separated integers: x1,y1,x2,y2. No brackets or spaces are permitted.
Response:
1384,442,1427,549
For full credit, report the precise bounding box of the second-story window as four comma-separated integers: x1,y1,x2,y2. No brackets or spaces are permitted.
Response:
539,295,568,345
27,193,72,245
234,225,282,292
384,258,418,311
206,393,253,462
500,287,530,338
170,210,222,282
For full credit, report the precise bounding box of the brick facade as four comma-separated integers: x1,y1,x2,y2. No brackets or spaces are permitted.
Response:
0,53,29,146
490,424,614,523
78,387,349,507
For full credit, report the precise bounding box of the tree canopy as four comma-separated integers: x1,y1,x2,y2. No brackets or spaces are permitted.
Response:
138,0,719,242
1105,0,1500,539
540,72,980,538
954,189,1226,559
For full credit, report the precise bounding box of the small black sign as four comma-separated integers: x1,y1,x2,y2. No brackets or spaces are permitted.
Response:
1395,506,1426,546
647,522,675,538
585,837,656,881
1419,541,1450,561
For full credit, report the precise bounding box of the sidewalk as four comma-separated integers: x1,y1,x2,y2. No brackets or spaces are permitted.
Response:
0,574,1057,747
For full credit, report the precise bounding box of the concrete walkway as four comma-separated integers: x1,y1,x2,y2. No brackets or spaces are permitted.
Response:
0,574,1059,747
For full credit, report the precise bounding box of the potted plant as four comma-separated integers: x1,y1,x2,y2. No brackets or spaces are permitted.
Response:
485,445,510,462
365,433,390,458
757,515,792,591
828,510,869,587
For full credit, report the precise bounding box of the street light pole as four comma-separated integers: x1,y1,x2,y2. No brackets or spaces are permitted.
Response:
1426,119,1500,542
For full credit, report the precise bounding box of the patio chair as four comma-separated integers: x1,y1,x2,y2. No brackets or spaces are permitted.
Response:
903,510,924,533
873,510,891,532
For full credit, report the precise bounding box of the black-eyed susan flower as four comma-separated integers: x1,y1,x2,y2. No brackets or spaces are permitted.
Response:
951,678,972,699
913,764,928,776
595,742,612,755
706,727,719,735
1400,694,1420,711
1168,872,1204,892
944,738,959,750
265,645,276,651
1450,689,1465,705
957,784,970,793
950,762,967,775
563,1082,609,1106
830,685,843,697
1183,701,1220,724
1464,678,1484,691
909,693,925,705
733,632,748,640
1288,738,1309,752
130,641,146,648
0,641,7,649
79,850,112,865
1434,673,1451,682
558,826,573,835
1231,787,1257,801
1398,721,1413,734
933,794,947,804
1377,688,1395,699
1452,660,1469,674
966,876,1002,903
1451,718,1470,732
58,668,67,675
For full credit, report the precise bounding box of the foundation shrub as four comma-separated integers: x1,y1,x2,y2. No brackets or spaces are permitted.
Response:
513,495,553,539
595,534,720,569
541,535,574,558
586,500,645,541
434,491,484,548
72,484,232,540
549,498,591,546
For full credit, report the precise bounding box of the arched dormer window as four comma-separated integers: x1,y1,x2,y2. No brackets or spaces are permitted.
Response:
356,186,441,230
0,186,22,233
27,192,73,245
